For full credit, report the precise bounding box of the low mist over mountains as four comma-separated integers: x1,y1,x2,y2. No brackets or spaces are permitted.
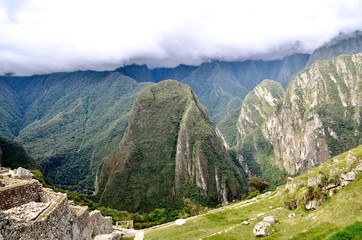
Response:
0,31,362,211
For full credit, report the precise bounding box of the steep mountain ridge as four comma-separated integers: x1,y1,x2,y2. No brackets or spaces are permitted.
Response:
236,53,362,180
236,80,287,185
266,53,362,174
182,54,309,124
237,80,285,139
96,80,246,212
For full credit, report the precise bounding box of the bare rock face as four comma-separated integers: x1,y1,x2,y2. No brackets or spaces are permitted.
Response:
253,221,272,237
235,53,361,178
265,54,362,175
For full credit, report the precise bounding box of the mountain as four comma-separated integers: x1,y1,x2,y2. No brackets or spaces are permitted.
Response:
96,80,247,212
151,64,198,82
0,72,151,193
236,53,362,180
265,53,362,174
236,80,287,185
182,54,310,124
181,61,249,124
115,64,197,83
0,30,361,200
115,54,309,125
0,136,39,170
307,30,362,66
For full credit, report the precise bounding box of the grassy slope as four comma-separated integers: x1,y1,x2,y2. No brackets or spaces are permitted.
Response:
145,145,362,239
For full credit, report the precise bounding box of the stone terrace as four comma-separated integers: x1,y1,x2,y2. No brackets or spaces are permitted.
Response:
0,168,122,240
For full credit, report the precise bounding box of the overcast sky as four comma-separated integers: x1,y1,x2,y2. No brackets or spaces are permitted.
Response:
1,0,362,75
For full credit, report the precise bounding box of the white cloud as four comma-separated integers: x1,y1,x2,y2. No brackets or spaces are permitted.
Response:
0,0,362,75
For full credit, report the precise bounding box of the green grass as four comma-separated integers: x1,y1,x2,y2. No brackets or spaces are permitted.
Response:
327,221,362,240
145,145,362,239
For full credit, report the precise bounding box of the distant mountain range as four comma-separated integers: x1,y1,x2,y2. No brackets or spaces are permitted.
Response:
0,30,361,212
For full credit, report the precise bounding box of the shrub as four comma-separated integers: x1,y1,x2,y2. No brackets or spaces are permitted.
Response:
284,197,298,210
248,176,270,193
246,190,260,199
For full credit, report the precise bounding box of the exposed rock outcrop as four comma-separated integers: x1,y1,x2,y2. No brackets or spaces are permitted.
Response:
253,221,271,237
253,215,278,237
265,53,362,174
237,53,362,178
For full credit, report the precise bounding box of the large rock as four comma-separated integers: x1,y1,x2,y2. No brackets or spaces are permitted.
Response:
262,216,277,224
11,167,32,179
253,221,272,237
354,163,362,172
339,172,356,181
305,200,318,210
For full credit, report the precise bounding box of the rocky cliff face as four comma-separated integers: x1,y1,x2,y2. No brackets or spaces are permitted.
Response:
237,53,362,178
265,53,362,174
97,80,246,212
237,80,285,139
235,80,287,185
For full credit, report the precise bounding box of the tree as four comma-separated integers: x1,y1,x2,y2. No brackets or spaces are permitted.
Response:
248,176,270,193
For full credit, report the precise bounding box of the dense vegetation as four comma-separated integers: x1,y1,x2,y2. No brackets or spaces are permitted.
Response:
0,136,39,170
1,72,152,193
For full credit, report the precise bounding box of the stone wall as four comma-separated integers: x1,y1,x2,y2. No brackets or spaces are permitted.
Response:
0,180,42,210
1,189,114,240
0,168,117,240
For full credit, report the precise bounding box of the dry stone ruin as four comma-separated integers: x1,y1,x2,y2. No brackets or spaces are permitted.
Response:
0,167,122,240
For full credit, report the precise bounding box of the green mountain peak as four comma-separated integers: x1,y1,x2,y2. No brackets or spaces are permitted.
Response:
96,80,246,212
